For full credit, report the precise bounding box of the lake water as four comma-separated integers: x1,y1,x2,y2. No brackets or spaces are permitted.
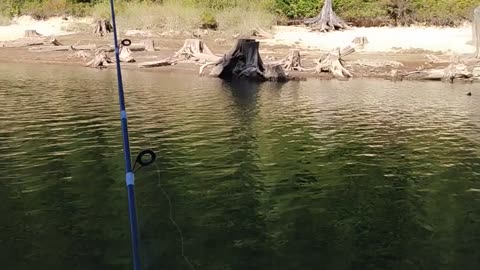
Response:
1,63,480,270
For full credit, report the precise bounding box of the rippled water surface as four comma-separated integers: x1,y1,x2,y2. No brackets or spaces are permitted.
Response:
1,63,480,270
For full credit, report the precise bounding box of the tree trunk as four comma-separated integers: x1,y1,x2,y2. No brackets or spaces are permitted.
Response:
304,0,347,32
49,37,63,46
208,39,288,81
474,6,480,58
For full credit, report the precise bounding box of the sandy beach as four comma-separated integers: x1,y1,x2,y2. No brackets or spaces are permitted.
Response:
0,16,478,80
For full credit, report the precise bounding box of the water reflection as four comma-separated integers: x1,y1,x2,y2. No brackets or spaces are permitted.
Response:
1,64,480,270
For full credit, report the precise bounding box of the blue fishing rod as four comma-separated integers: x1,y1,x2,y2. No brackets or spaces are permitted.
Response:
108,0,156,269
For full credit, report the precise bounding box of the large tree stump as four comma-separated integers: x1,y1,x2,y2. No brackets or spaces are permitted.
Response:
207,39,288,81
304,0,347,32
24,30,42,38
474,6,480,58
94,19,113,37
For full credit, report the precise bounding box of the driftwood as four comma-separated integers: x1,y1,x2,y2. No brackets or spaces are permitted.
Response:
29,44,96,52
94,19,113,37
474,6,480,58
138,58,177,68
404,64,472,82
206,38,288,81
312,46,355,78
304,0,347,32
86,51,113,68
49,37,62,46
68,51,91,60
3,39,44,48
250,26,274,39
119,46,135,62
24,30,42,38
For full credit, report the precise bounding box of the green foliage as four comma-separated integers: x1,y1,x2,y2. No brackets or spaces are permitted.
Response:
200,11,218,30
1,0,480,27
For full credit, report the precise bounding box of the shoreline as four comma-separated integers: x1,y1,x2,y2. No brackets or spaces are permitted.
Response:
1,20,479,82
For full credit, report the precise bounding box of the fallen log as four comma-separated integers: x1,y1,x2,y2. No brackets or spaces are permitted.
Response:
29,44,97,52
4,39,45,48
404,63,472,82
138,58,177,68
250,26,274,39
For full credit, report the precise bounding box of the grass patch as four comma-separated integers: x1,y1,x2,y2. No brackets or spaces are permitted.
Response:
0,14,11,26
89,0,276,34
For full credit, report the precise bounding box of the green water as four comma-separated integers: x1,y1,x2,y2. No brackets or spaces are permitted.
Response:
1,63,480,270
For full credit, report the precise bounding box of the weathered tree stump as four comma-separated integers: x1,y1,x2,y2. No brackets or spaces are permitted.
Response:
174,39,214,62
473,6,480,58
281,49,303,71
143,39,155,52
314,46,355,78
24,30,42,38
304,0,347,32
94,19,113,37
86,51,113,68
352,36,369,48
207,38,288,81
119,46,135,62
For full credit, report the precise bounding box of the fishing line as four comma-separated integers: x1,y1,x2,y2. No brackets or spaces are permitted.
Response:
153,163,196,270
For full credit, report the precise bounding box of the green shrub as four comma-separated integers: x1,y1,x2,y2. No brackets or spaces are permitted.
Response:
200,11,218,30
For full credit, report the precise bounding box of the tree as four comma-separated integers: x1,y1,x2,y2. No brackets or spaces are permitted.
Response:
304,0,347,32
